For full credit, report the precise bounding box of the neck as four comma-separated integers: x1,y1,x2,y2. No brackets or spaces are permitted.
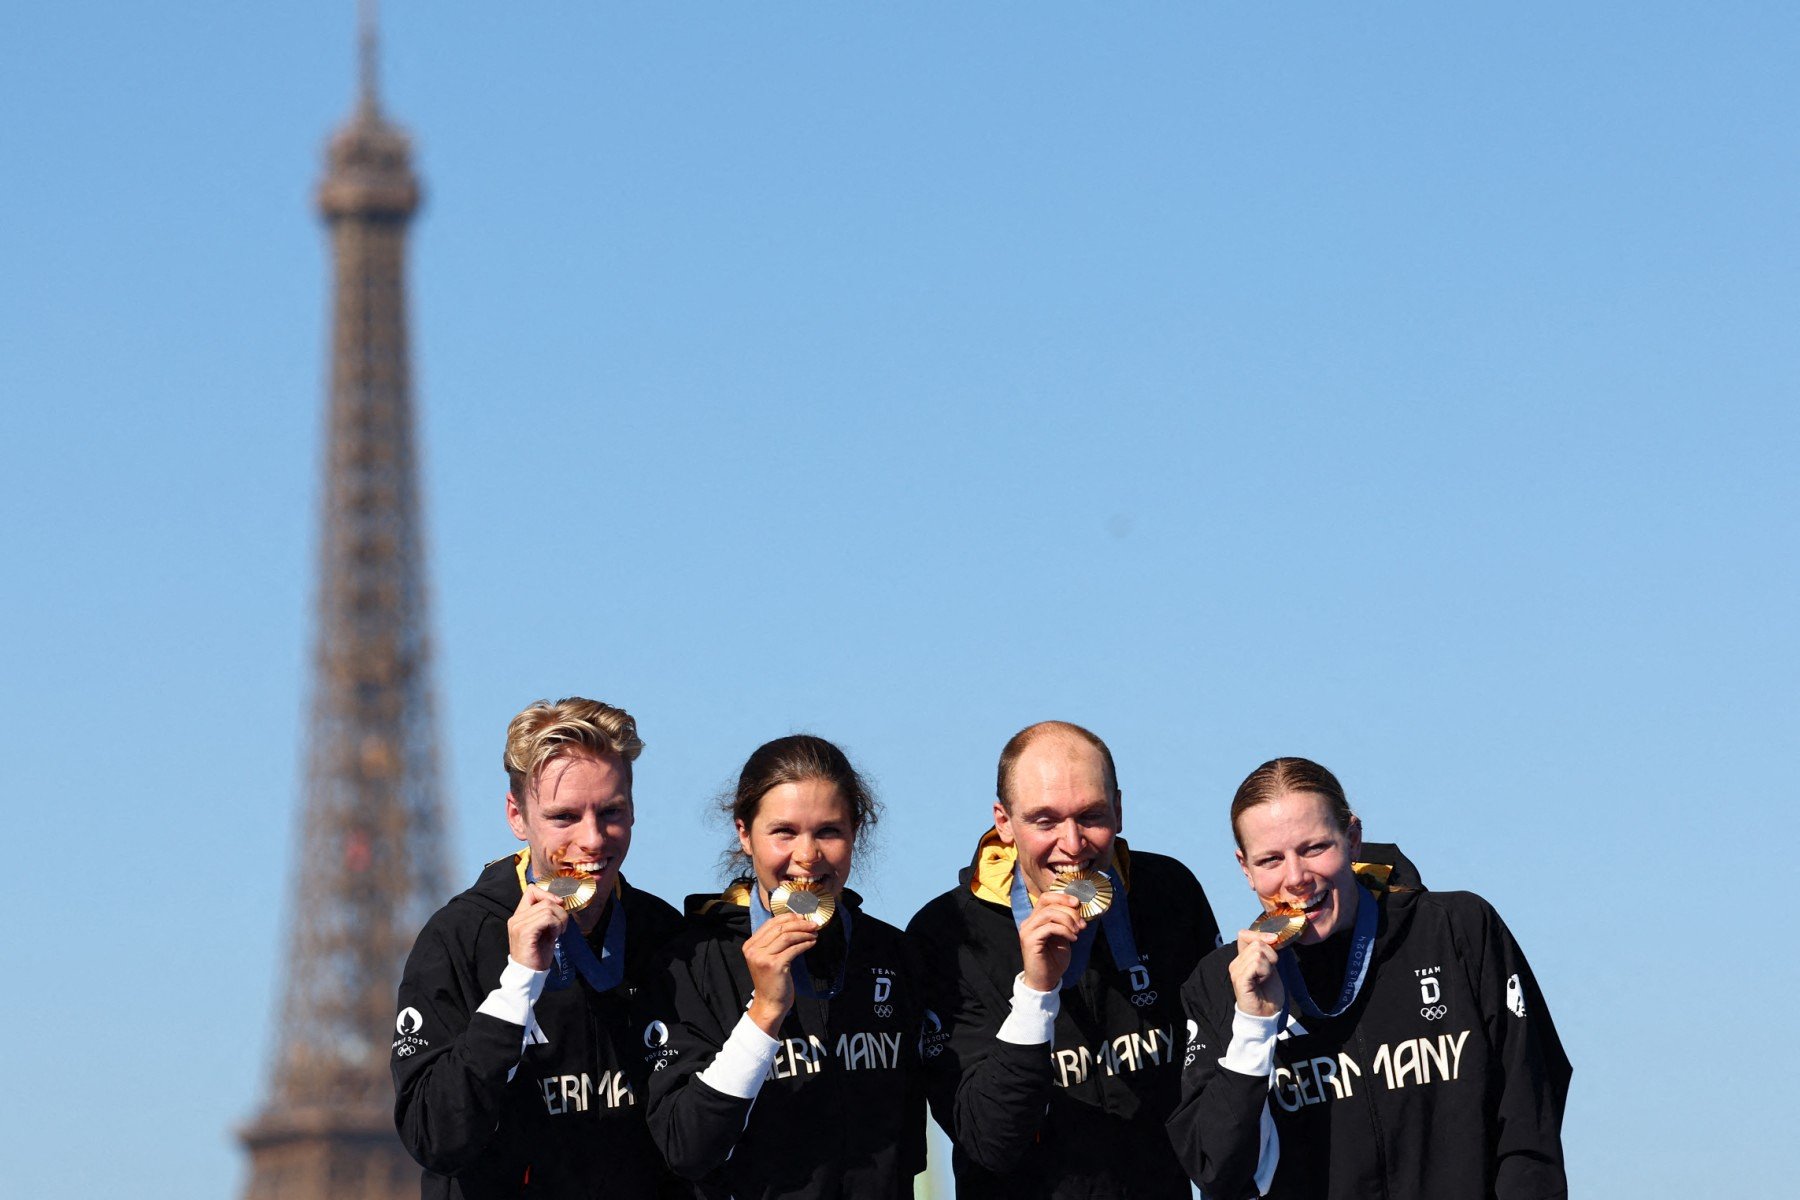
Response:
573,892,609,935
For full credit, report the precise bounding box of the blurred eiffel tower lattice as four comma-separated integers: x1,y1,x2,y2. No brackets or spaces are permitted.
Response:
239,4,451,1197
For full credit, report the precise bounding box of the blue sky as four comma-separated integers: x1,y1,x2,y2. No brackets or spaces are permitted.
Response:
2,2,1795,1195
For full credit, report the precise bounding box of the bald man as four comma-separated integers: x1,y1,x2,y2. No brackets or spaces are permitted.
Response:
907,721,1221,1199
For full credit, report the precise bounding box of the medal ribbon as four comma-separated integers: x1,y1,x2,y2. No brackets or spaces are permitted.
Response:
1276,883,1378,1018
525,861,628,993
1008,865,1140,990
748,886,854,1000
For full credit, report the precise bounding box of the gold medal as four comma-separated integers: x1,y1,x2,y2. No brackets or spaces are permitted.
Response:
769,880,837,927
1046,868,1114,919
537,871,598,913
1249,907,1305,948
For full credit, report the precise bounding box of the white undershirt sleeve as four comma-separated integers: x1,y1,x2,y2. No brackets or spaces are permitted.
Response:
996,973,1061,1045
1220,1006,1282,1077
696,1013,782,1100
475,957,550,1027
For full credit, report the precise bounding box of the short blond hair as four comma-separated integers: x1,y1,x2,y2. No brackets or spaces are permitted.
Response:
504,697,644,805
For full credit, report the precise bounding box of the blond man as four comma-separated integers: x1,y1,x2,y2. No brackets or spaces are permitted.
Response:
392,698,684,1199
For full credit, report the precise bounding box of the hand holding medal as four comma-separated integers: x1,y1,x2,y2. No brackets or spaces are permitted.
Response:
1230,901,1303,1018
511,848,604,970
1018,876,1089,993
744,898,822,1037
509,869,575,971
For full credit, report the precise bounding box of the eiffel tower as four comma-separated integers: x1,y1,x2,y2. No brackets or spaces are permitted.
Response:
240,4,451,1196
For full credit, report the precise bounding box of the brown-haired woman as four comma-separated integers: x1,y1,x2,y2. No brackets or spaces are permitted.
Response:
1166,757,1572,1200
642,735,925,1199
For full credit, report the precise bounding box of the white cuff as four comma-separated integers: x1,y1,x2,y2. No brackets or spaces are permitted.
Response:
696,1012,781,1100
1220,1006,1282,1077
996,973,1061,1045
474,957,550,1027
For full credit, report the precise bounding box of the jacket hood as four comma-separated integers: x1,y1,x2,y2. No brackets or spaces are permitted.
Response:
1354,841,1426,894
960,827,1137,905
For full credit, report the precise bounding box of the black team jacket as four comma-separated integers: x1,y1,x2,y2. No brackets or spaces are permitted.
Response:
907,834,1222,1199
390,852,686,1199
641,885,927,1200
1167,846,1572,1200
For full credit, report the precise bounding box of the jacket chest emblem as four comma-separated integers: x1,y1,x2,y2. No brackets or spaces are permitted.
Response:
1414,964,1449,1021
869,966,897,1019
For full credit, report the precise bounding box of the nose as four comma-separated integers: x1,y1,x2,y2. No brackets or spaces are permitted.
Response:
793,833,819,867
1055,820,1083,858
1280,854,1309,895
575,813,607,851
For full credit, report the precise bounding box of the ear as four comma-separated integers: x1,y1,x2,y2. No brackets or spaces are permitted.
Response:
735,818,753,862
505,790,529,841
992,800,1016,845
1346,814,1363,860
1112,788,1124,833
1236,847,1254,889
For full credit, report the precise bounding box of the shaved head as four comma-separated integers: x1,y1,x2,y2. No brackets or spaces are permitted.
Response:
996,720,1119,810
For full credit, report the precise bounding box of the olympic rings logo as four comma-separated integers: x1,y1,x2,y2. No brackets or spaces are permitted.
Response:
1420,1004,1448,1021
1129,990,1160,1007
873,1004,893,1019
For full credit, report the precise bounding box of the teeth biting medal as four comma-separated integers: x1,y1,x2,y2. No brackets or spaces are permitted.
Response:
1046,866,1114,919
1249,895,1319,948
538,870,598,913
535,850,602,912
769,879,836,927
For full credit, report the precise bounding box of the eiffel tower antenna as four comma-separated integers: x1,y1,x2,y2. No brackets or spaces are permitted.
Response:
239,3,451,1195
358,0,380,113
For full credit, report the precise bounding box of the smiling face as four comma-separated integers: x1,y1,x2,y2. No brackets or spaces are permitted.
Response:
736,777,855,906
506,749,633,917
993,733,1122,899
1234,789,1362,945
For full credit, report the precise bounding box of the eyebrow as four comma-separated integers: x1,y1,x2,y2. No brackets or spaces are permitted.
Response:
537,795,627,816
1019,804,1109,821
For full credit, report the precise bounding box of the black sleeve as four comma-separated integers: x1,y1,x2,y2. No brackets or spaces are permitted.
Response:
1158,850,1225,961
1187,864,1224,955
1451,896,1572,1200
640,934,758,1182
1165,956,1269,1200
390,909,527,1175
898,934,930,1180
908,901,1054,1175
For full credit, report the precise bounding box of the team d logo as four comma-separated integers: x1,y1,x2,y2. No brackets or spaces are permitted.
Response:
1418,971,1447,1020
872,974,893,1018
1127,964,1157,1006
